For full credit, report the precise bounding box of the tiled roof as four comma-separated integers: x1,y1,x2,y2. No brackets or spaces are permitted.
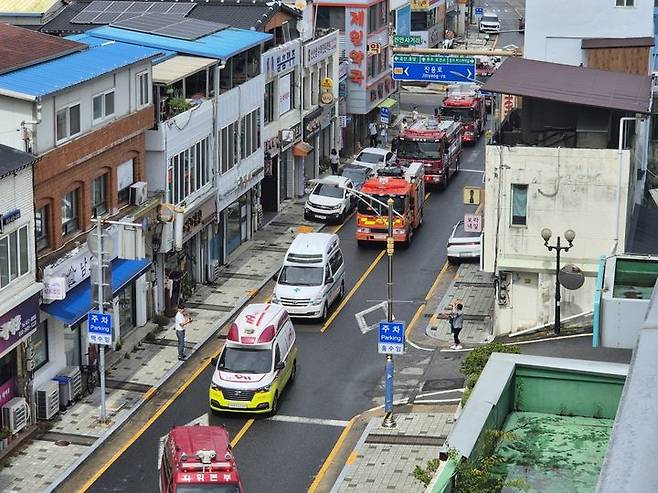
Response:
0,144,36,178
0,23,86,75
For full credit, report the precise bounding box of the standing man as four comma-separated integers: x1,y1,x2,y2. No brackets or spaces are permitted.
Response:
380,123,388,148
175,304,191,361
448,303,464,350
368,121,378,147
412,106,419,121
330,148,340,175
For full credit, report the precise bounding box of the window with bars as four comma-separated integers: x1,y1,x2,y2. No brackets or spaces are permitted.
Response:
167,137,210,205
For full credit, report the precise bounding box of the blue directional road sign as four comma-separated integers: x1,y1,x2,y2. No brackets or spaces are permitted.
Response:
88,311,113,346
393,54,476,83
475,6,484,16
378,321,405,355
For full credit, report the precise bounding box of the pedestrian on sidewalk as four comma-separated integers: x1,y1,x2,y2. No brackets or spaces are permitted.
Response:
400,117,408,133
380,124,388,148
175,304,192,360
412,106,419,121
330,148,340,175
368,121,378,147
449,303,464,350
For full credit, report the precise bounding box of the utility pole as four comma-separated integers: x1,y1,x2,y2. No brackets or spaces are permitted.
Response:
382,198,396,428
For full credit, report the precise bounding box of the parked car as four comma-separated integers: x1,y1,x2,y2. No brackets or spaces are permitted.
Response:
340,164,375,191
304,175,354,223
479,13,500,34
352,147,395,173
447,220,481,262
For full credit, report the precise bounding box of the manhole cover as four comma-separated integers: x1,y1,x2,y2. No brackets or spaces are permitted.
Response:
54,440,70,447
422,378,463,392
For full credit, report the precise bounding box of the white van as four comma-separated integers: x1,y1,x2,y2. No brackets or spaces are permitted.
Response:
272,233,345,321
209,303,297,414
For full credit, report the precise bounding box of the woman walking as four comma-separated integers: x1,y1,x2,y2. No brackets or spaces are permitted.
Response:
330,148,340,175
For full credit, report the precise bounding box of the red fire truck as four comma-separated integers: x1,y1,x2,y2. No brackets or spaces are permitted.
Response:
356,163,424,246
396,118,462,187
159,425,243,492
441,83,487,144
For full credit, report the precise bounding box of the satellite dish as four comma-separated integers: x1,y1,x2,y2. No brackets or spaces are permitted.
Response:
558,264,585,290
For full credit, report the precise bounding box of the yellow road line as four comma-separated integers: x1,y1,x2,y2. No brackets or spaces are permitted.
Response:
307,416,357,493
230,419,255,447
405,301,426,337
425,261,450,302
424,192,431,200
321,250,386,333
405,260,450,337
332,210,355,234
80,358,212,492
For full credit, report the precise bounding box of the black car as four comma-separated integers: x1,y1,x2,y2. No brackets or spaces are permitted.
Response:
339,164,375,191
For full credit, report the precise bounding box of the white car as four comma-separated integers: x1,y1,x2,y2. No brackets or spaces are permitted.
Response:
447,220,481,262
304,175,354,223
479,13,500,34
352,147,395,173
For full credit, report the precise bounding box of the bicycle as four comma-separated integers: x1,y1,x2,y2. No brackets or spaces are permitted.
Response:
81,347,100,396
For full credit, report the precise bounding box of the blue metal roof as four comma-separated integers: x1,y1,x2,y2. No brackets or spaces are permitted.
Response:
0,40,161,99
69,33,177,63
85,25,272,61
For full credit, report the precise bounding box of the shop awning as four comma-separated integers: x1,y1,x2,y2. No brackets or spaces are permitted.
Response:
378,98,398,109
42,258,151,326
292,141,314,157
152,55,217,85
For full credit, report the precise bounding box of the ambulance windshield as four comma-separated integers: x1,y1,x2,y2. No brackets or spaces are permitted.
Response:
219,347,272,374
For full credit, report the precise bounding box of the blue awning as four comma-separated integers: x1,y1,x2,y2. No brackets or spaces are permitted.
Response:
42,258,151,326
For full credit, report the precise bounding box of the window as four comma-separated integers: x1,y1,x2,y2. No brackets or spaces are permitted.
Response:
62,189,79,236
0,225,30,288
137,71,150,107
329,250,344,275
31,321,48,371
168,138,210,204
615,0,634,5
511,184,528,226
264,81,275,124
117,159,134,203
91,174,107,217
219,121,239,174
411,11,428,31
92,90,115,122
56,103,81,142
316,6,345,30
240,109,260,159
220,58,233,93
35,205,49,252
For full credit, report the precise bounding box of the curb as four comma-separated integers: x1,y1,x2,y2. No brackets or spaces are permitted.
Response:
328,418,377,493
46,206,326,493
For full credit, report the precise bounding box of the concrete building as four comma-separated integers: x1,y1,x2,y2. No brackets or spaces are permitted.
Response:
0,26,161,394
482,58,652,335
410,0,446,49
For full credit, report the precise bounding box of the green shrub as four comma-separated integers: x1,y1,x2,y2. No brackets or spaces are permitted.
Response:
413,458,441,487
460,343,520,405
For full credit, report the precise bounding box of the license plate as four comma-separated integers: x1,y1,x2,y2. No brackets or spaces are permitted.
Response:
372,233,387,240
315,214,326,219
229,401,248,408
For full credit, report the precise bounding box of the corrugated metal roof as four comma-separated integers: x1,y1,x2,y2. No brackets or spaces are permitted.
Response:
152,55,216,85
86,25,272,60
67,32,176,61
0,40,161,99
0,0,60,14
482,57,652,114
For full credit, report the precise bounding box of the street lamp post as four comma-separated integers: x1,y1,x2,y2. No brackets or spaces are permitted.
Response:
541,228,575,335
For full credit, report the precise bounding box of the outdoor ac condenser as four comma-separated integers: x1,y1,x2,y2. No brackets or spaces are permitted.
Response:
36,381,60,421
129,182,148,206
2,397,28,434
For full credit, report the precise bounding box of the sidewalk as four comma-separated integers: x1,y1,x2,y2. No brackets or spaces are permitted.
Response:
0,198,324,493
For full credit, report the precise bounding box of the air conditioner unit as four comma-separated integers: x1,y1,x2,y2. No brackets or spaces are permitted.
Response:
36,381,60,421
2,397,28,434
159,221,174,253
129,181,148,206
207,259,220,282
55,366,82,406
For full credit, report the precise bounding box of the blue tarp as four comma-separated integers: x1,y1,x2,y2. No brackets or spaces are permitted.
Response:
42,258,151,326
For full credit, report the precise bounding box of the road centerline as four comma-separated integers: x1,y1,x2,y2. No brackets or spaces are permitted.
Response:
230,419,255,447
267,415,350,427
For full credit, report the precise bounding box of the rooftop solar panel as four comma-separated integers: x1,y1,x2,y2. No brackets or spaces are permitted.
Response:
72,2,194,26
126,2,150,13
105,1,129,13
94,11,122,23
166,4,195,15
86,0,113,12
70,11,100,24
112,13,227,41
146,3,172,13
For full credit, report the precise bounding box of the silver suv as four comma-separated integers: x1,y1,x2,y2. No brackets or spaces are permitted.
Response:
479,13,500,33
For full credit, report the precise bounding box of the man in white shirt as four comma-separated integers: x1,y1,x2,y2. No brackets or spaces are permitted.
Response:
175,304,191,360
369,121,378,147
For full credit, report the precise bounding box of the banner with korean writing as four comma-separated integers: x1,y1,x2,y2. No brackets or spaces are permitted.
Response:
0,294,39,359
345,7,367,113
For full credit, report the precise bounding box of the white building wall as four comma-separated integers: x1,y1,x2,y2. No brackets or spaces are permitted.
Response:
524,0,654,65
483,145,632,334
0,95,33,151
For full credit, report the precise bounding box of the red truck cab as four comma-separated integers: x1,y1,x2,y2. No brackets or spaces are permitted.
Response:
159,425,243,493
441,83,487,144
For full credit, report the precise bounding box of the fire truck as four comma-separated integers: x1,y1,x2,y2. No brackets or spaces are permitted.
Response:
396,118,462,187
441,83,487,144
356,163,424,246
159,425,243,492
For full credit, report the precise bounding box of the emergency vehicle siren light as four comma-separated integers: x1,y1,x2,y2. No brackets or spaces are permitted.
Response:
196,450,216,464
258,325,275,343
227,323,239,341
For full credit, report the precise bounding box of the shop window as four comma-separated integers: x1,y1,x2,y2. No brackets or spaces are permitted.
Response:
137,71,150,107
92,90,115,123
118,285,136,337
0,350,16,387
64,323,81,367
511,184,528,226
31,320,48,371
35,205,50,252
61,189,80,236
264,81,275,124
0,225,31,288
117,159,134,204
56,103,81,143
168,137,210,205
91,174,107,217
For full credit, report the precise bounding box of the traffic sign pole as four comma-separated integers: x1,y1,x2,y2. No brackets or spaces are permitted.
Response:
95,215,107,423
383,199,396,428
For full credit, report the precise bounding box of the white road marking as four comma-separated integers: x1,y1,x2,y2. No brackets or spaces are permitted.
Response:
267,415,350,427
407,340,434,351
415,398,462,404
365,398,410,413
417,388,465,399
439,333,594,353
460,168,485,173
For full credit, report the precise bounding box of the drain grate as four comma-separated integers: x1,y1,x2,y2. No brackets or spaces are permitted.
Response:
105,380,153,393
144,339,195,350
184,302,233,312
365,434,446,447
268,221,299,227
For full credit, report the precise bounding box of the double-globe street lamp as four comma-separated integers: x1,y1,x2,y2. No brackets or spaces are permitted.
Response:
313,176,403,428
540,228,576,335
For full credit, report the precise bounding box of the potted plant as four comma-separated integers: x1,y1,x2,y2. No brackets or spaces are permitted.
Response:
168,96,192,116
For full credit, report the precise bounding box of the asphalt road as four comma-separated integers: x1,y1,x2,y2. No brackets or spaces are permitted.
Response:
87,120,487,492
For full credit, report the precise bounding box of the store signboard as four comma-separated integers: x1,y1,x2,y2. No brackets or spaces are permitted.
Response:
0,295,39,359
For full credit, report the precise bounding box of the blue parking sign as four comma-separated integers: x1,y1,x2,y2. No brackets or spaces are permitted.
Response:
378,321,405,354
88,311,113,346
475,6,484,16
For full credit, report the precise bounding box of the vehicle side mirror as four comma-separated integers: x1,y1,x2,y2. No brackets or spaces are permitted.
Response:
210,356,218,367
326,276,334,285
275,361,285,371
